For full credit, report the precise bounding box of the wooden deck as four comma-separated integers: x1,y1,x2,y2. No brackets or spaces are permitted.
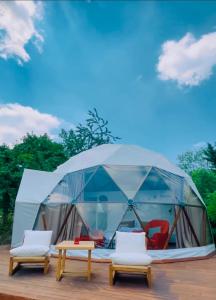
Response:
0,247,216,300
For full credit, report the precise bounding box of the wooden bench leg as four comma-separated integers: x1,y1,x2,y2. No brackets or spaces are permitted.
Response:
113,270,117,285
44,257,50,274
9,257,21,276
109,264,152,288
146,267,152,288
109,264,115,286
9,257,14,276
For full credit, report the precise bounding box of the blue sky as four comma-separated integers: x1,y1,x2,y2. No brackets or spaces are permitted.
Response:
0,1,216,162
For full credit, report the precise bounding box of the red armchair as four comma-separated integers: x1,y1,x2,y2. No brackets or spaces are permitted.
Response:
145,220,169,250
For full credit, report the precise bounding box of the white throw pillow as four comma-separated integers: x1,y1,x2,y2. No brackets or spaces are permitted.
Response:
110,252,152,266
116,231,146,253
10,245,49,257
24,230,52,247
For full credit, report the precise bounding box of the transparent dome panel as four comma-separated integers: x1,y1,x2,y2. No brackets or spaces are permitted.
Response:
45,167,97,204
134,167,184,205
77,166,128,203
183,182,203,207
34,203,85,244
104,165,151,199
75,202,128,247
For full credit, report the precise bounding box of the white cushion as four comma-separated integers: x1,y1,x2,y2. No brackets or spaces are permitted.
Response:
110,252,152,266
10,245,49,257
115,231,146,253
24,230,52,247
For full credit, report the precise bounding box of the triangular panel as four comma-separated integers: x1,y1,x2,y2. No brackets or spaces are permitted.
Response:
45,167,97,204
104,165,151,199
118,206,143,231
77,166,128,203
75,202,128,246
134,167,180,204
183,182,203,207
140,168,169,190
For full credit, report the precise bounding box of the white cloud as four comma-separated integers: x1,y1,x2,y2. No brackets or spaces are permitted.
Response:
0,103,62,146
157,31,216,86
0,0,43,64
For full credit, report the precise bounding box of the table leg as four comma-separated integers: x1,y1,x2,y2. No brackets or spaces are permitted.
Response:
56,249,62,281
87,250,91,280
62,249,66,272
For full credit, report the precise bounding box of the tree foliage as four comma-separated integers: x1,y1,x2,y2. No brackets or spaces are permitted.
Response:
177,148,209,174
204,143,216,171
178,145,216,242
206,192,216,223
206,192,216,239
0,134,67,244
12,134,67,171
0,145,17,228
191,169,216,200
59,108,120,158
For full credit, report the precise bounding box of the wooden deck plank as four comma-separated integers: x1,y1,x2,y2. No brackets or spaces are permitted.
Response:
0,248,215,300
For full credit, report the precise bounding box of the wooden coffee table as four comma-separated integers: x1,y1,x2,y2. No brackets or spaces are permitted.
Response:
55,241,95,281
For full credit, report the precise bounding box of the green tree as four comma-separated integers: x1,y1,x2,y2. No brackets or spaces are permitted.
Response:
191,169,216,242
204,143,216,171
0,134,67,244
191,169,216,201
12,133,67,171
60,108,120,157
0,146,15,224
0,144,20,243
178,146,216,242
177,148,209,174
206,192,216,223
206,192,216,241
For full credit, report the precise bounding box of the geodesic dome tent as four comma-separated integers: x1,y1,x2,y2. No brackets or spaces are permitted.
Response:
11,144,215,260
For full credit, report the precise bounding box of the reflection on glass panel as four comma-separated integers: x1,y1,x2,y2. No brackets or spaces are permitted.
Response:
104,165,150,199
136,203,176,244
135,203,174,225
46,178,71,204
141,168,169,190
45,167,97,204
117,203,176,247
134,168,183,204
79,166,127,203
76,202,127,247
35,203,85,244
183,182,202,207
118,207,143,231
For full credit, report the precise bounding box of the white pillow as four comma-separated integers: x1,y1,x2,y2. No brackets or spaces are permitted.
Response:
10,245,49,257
24,230,52,247
110,252,152,266
116,231,146,253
